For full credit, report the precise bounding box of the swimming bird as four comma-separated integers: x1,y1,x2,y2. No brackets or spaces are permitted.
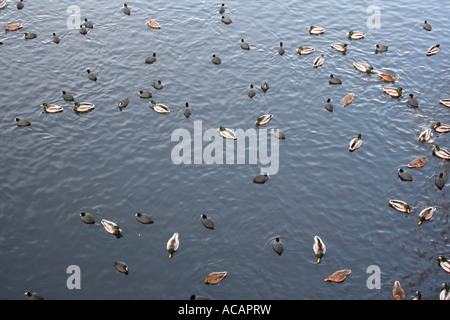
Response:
4,23,23,31
423,20,431,31
426,44,440,56
378,73,397,82
324,270,351,283
440,283,450,300
79,25,87,35
398,168,413,181
354,62,374,73
247,84,256,98
218,126,236,140
73,102,95,113
61,92,74,102
25,292,43,300
221,16,232,24
296,46,315,55
205,271,227,285
393,281,405,300
149,100,170,114
219,3,226,14
211,54,221,65
135,212,153,224
123,3,130,15
434,122,450,133
342,92,354,108
389,200,410,213
255,114,273,126
15,118,30,126
440,99,450,108
331,43,347,53
167,232,179,258
435,172,446,190
118,97,129,109
375,44,388,53
240,39,249,50
41,103,63,113
418,206,435,225
272,237,284,256
261,80,269,93
24,32,36,39
253,172,269,184
114,261,128,274
80,212,95,224
145,53,157,64
277,42,285,55
329,74,342,84
16,0,24,10
432,145,450,160
139,90,152,98
313,53,325,68
200,214,214,230
308,26,325,35
152,80,163,90
437,257,450,273
407,94,418,108
347,31,365,40
349,133,362,152
313,236,326,263
87,69,97,81
271,128,286,140
407,157,427,168
52,33,60,44
418,128,432,142
413,291,423,300
325,99,333,112
383,87,404,98
183,102,192,118
146,19,160,29
101,219,122,235
83,18,93,29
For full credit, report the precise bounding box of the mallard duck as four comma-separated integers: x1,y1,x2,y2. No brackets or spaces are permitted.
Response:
41,103,63,113
25,292,44,300
349,133,362,152
114,261,128,274
255,114,273,126
375,44,388,53
418,206,436,225
325,99,333,112
440,283,450,300
4,23,23,31
329,74,342,85
52,33,60,44
62,91,74,101
167,232,179,258
218,126,237,140
139,90,152,99
331,43,348,53
432,145,450,160
277,42,285,55
146,19,160,29
183,102,192,118
342,92,355,108
205,271,227,285
152,80,163,90
398,168,413,181
383,87,404,98
347,30,365,40
378,73,397,82
80,212,95,224
135,212,153,224
247,84,256,98
418,127,432,142
440,99,450,108
313,235,326,263
240,39,249,50
219,3,226,14
118,97,129,109
423,20,431,31
261,80,269,93
15,117,30,126
200,214,214,230
426,44,440,56
435,172,446,190
407,157,427,168
393,281,405,300
434,122,450,133
407,94,418,108
101,219,122,235
83,18,93,28
413,291,423,300
389,200,411,213
73,102,95,113
296,46,315,55
324,270,351,283
313,53,325,68
271,128,286,140
145,53,157,64
253,172,269,184
87,69,97,81
272,237,284,256
437,257,450,273
308,25,325,35
354,62,374,73
221,15,232,24
24,32,37,39
123,3,130,15
211,54,221,65
79,25,87,35
149,100,170,114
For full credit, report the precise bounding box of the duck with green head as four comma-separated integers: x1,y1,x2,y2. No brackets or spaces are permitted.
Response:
383,87,404,98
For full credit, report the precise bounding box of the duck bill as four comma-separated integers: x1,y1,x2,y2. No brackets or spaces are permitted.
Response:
317,257,321,263
118,228,122,232
169,253,173,259
418,220,422,226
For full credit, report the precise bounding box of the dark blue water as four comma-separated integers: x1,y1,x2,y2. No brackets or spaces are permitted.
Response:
0,0,448,300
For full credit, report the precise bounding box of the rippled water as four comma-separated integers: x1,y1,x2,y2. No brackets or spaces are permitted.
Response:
0,0,449,300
